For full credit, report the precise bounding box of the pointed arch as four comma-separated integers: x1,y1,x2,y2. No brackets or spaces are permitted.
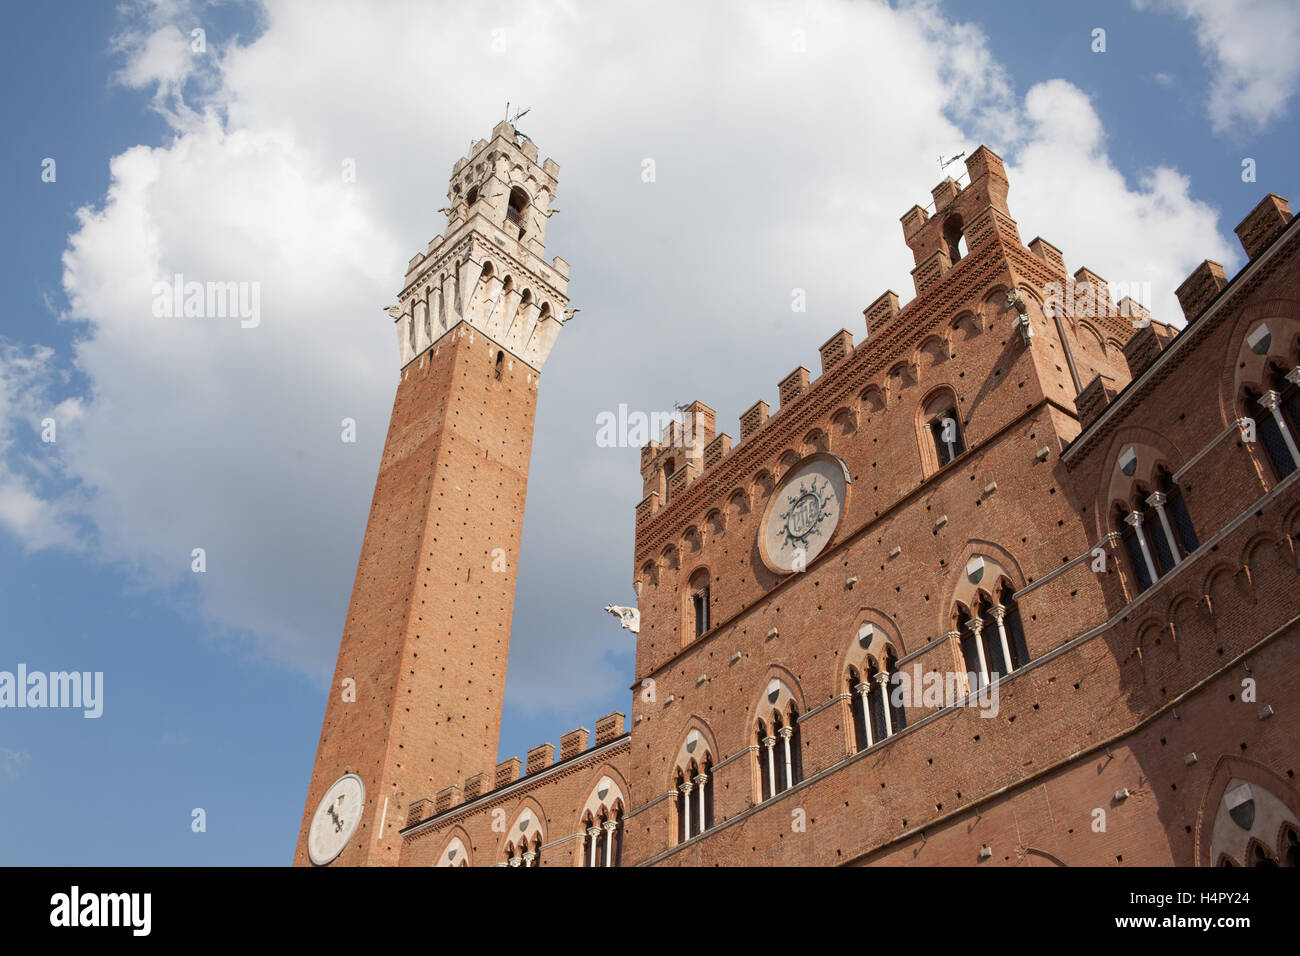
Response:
435,827,473,867
500,796,548,866
669,719,718,845
918,384,966,475
1195,757,1300,867
578,766,629,868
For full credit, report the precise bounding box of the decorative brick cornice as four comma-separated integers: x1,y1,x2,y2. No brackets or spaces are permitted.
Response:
635,240,1015,564
401,734,632,841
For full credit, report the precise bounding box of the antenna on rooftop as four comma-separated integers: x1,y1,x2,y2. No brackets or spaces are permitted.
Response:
939,151,966,176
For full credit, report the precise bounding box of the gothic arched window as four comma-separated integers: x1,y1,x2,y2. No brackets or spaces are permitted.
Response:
921,389,966,473
673,753,713,844
1116,470,1198,591
687,569,711,639
580,776,626,867
508,186,530,239
957,589,1025,690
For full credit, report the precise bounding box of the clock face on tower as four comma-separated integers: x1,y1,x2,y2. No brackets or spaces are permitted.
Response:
307,773,365,865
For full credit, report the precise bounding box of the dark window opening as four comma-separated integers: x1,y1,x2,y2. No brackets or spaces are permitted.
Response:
693,588,710,637
943,214,967,263
930,408,965,467
507,186,529,239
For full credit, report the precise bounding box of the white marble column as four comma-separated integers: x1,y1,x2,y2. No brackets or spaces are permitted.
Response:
778,727,794,790
694,773,708,832
1146,491,1180,567
854,681,874,747
989,604,1014,676
1125,510,1160,584
965,618,989,690
602,820,618,867
873,671,894,737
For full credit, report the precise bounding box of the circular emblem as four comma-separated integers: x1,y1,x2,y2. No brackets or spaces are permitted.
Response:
780,482,832,550
758,453,851,573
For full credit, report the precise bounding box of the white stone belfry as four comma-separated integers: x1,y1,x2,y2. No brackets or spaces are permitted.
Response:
391,119,573,372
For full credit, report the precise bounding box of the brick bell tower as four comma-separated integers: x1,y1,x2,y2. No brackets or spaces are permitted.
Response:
294,120,573,866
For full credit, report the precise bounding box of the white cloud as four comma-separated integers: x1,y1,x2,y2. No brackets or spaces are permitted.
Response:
1,0,1241,720
1136,0,1300,135
1007,79,1236,319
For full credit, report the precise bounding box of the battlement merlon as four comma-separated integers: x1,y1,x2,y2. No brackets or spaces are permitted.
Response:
639,401,717,498
900,145,1017,286
402,713,628,831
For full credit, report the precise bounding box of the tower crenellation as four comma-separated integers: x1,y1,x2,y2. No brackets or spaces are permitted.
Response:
392,119,572,372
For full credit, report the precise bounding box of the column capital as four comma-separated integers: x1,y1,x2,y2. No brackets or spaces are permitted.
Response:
1285,367,1300,387
777,726,794,740
854,681,871,697
586,826,602,838
762,735,777,749
522,851,536,865
873,670,891,687
693,773,709,786
963,616,984,635
1124,510,1144,529
508,857,522,867
602,820,618,833
1258,389,1282,411
988,603,1006,622
680,781,694,795
1145,490,1167,508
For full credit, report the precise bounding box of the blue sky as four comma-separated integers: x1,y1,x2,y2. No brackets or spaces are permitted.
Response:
0,0,1296,865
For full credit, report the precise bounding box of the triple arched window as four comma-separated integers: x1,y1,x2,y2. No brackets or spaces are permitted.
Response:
674,755,714,843
582,806,623,867
847,651,906,752
956,579,1029,690
504,833,541,867
756,705,803,801
1116,467,1200,592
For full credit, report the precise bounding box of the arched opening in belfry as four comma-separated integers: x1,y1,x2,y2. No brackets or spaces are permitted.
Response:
943,214,967,263
508,186,530,239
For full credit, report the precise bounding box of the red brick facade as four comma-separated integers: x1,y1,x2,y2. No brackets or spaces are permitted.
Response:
305,133,1300,867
